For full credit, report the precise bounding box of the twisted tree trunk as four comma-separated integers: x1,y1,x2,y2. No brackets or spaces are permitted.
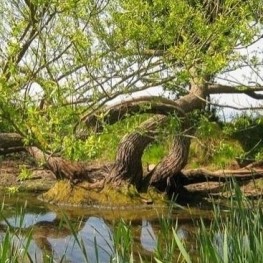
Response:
148,135,191,192
107,81,205,192
108,115,167,188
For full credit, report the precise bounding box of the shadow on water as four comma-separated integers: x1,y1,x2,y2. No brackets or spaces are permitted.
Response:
0,193,214,263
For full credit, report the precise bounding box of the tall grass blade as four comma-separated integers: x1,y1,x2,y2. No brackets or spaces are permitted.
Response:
223,228,228,263
172,228,192,263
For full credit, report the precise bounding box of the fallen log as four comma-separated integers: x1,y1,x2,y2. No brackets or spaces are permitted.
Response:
0,146,26,155
0,133,24,148
27,146,109,182
180,167,263,185
0,133,109,182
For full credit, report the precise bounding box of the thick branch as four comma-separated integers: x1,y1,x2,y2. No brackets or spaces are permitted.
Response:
84,92,204,132
27,146,107,182
149,136,190,187
207,83,263,99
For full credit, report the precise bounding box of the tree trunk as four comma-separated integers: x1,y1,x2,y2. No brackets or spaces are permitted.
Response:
108,83,205,190
108,115,167,188
147,135,191,192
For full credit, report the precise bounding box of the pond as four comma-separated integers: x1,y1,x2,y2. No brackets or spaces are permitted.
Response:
0,193,214,263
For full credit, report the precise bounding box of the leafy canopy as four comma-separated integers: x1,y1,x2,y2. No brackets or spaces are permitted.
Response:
0,0,262,159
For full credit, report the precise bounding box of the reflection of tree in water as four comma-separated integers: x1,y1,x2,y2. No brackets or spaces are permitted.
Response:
0,207,205,263
32,218,82,259
0,212,87,262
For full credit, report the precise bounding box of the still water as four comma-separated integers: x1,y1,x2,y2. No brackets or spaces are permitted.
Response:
0,193,213,262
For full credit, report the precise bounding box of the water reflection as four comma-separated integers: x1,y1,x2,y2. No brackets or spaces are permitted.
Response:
0,212,164,262
0,194,212,263
140,220,157,252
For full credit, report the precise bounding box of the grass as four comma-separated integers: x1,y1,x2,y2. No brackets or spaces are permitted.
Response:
0,182,262,262
197,182,263,263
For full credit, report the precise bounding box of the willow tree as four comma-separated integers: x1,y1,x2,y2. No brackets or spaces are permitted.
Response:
1,0,263,204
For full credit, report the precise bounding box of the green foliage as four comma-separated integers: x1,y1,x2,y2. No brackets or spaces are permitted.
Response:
212,142,239,168
189,114,243,168
196,116,222,138
23,105,80,150
110,0,260,80
95,114,149,160
0,117,14,132
62,135,103,161
143,142,167,165
223,114,263,160
17,166,32,181
0,203,34,263
111,220,134,263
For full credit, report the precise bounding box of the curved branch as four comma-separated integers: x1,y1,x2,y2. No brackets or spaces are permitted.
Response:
83,95,197,132
148,135,191,187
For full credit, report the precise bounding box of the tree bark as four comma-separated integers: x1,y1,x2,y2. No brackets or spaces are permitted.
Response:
27,146,109,182
83,96,185,132
178,167,263,185
108,115,167,188
148,135,191,191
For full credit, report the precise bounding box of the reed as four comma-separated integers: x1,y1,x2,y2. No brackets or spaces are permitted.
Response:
197,181,263,263
0,182,262,263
